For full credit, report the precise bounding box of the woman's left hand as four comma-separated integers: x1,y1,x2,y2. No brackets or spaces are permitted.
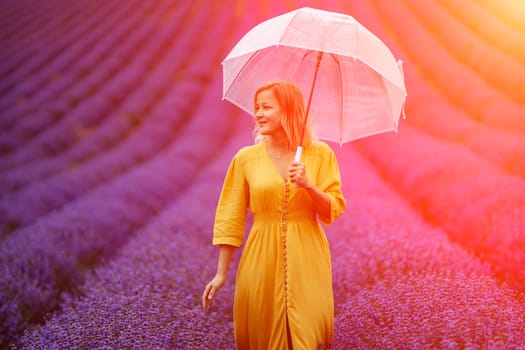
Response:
289,161,312,188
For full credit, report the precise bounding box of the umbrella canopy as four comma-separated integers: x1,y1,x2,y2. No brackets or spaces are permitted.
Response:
222,7,407,145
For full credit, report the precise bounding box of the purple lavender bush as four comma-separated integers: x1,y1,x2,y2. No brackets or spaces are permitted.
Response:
17,118,247,349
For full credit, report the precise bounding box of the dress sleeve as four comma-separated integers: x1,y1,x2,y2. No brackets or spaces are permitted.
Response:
317,145,346,225
212,153,248,247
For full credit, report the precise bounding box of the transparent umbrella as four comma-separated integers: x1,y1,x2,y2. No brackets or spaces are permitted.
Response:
222,7,407,160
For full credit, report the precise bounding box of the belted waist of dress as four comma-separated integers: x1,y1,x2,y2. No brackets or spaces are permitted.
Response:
253,210,317,224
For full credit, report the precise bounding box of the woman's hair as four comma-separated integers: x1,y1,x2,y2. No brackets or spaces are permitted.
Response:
253,81,316,149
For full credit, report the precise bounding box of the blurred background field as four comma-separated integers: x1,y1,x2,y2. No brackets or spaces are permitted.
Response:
1,0,524,348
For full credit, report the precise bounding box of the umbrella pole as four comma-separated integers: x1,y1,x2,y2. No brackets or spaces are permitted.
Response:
295,51,324,162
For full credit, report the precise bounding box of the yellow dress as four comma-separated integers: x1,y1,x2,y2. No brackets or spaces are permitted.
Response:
213,141,346,350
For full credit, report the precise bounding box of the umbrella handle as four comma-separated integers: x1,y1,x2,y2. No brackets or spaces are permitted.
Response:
294,146,303,162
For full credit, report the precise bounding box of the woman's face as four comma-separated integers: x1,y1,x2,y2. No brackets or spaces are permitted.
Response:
254,89,283,137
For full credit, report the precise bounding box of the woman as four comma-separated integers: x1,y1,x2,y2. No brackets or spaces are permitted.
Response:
202,81,346,349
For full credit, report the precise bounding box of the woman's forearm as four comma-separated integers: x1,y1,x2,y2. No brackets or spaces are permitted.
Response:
216,244,235,277
203,244,236,310
304,184,331,221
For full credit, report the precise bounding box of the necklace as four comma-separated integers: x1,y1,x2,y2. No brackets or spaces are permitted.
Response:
266,141,287,159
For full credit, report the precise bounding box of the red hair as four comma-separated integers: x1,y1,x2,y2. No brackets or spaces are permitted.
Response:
253,81,316,149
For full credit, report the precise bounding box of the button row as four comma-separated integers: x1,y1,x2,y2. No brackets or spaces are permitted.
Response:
282,182,290,304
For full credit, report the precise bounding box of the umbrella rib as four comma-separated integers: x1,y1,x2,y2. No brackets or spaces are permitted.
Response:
222,49,268,113
289,49,315,80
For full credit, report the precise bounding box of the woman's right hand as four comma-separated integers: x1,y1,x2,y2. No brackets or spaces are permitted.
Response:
202,274,226,311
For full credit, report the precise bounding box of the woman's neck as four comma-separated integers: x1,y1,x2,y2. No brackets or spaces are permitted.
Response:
266,137,290,152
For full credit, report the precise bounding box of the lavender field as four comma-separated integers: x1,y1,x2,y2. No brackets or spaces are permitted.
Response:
1,0,524,349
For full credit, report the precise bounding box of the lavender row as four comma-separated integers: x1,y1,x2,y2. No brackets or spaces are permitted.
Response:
0,0,128,118
354,124,525,291
0,80,202,233
0,0,174,153
334,272,525,349
401,62,525,178
439,0,525,63
476,0,525,33
0,1,35,47
0,1,165,160
0,1,103,93
0,0,143,111
330,146,495,294
369,1,525,133
345,1,525,177
346,0,525,170
11,2,277,347
0,4,229,232
16,112,251,350
0,1,196,167
404,0,525,103
0,1,206,192
328,146,525,347
0,76,239,347
0,0,146,155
